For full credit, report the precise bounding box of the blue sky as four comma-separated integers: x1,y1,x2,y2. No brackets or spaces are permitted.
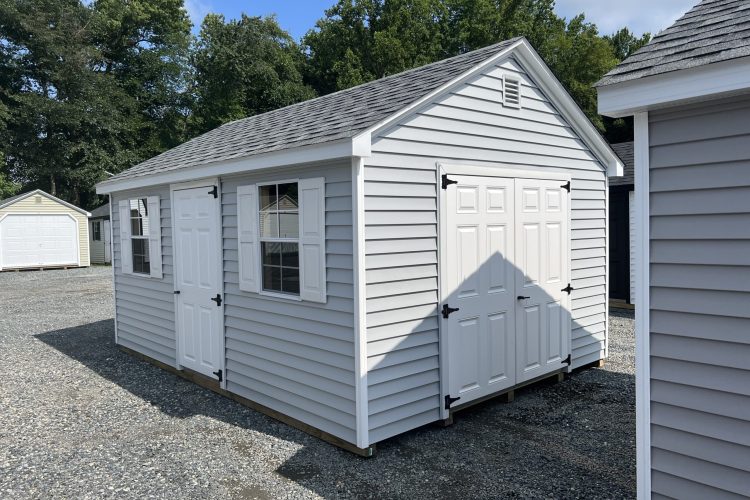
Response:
184,0,698,40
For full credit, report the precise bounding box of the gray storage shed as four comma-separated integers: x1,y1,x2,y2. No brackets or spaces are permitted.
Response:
89,203,111,265
597,0,750,497
97,37,622,454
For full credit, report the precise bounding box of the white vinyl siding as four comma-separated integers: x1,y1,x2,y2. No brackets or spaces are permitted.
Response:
648,95,750,498
363,55,608,443
221,162,357,443
112,187,176,366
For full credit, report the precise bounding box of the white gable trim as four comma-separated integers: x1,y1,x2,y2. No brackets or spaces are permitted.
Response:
97,138,366,194
0,189,92,216
355,38,623,178
598,56,750,118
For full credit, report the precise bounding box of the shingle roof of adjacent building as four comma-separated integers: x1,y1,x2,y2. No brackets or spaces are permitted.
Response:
596,0,750,87
89,203,110,218
0,191,27,208
609,142,634,186
107,38,521,183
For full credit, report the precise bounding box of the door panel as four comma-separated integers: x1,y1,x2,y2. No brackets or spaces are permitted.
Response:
515,178,570,383
173,186,223,379
446,175,516,405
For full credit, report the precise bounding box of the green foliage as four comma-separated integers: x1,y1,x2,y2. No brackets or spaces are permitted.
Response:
190,13,315,135
0,0,647,208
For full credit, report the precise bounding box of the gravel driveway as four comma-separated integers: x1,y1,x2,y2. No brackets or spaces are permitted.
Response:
0,267,635,499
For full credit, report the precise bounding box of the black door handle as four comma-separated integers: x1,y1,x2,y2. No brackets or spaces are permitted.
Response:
211,294,222,306
517,295,530,300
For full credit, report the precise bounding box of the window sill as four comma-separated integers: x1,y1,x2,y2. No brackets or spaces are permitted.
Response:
258,289,303,302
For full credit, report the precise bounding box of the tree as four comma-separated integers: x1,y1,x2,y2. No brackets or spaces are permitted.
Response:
606,27,650,61
190,13,315,135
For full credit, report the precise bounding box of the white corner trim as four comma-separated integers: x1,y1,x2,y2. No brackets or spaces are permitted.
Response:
598,56,750,118
108,197,118,344
633,112,651,499
351,156,369,449
97,139,365,194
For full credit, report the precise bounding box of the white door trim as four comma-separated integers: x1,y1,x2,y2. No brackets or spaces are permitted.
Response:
170,178,226,389
437,162,572,419
633,112,651,499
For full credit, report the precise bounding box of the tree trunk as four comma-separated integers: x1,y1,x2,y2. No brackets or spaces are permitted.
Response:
50,174,56,195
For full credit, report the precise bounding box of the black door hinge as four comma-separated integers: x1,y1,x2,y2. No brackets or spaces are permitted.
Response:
173,290,180,295
211,293,222,306
561,283,574,294
442,174,458,190
445,394,461,410
213,369,223,382
442,304,460,319
208,185,218,198
560,181,570,193
562,354,571,366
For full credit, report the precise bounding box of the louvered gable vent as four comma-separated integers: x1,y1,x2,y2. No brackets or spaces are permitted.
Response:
503,75,521,108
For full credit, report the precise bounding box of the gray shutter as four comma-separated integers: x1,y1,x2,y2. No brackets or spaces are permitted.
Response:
299,177,327,303
118,200,133,275
147,196,163,279
237,184,260,293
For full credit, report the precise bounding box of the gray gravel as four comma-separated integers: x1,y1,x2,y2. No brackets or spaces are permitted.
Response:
0,267,635,499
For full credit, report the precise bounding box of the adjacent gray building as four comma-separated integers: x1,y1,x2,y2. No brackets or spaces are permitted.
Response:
597,0,750,497
97,37,622,454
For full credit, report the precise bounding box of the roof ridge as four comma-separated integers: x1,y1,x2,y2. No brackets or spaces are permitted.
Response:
218,37,524,131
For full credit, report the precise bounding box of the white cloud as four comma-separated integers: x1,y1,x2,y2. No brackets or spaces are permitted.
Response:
554,0,698,36
184,0,212,28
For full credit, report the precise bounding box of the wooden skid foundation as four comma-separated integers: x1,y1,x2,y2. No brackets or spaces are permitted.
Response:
449,368,566,415
119,345,377,457
1,265,81,272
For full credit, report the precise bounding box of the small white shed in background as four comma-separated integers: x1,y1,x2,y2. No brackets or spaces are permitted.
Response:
97,37,622,455
0,189,91,271
89,203,112,265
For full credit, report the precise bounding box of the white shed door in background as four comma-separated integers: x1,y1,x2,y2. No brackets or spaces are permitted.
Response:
445,175,517,405
173,186,223,380
444,174,570,408
0,214,77,268
514,179,570,384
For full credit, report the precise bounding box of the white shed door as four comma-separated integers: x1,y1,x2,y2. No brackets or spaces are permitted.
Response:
445,175,517,405
444,175,570,408
514,179,570,384
0,214,77,268
173,186,223,380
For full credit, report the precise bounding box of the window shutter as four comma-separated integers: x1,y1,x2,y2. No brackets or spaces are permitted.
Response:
237,184,260,293
299,177,327,303
118,200,133,275
147,196,163,279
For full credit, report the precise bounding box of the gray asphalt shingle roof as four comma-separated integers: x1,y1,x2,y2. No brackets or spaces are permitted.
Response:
89,203,110,218
596,0,750,87
0,191,27,208
107,38,521,183
609,142,634,186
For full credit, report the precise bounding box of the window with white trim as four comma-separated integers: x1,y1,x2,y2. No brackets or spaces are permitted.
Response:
259,182,300,295
129,198,151,275
118,196,163,279
236,178,327,303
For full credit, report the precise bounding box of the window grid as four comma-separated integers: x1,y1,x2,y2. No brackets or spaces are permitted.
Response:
258,182,300,296
129,198,150,275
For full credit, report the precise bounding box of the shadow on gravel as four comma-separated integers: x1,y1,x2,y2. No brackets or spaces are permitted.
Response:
36,319,636,499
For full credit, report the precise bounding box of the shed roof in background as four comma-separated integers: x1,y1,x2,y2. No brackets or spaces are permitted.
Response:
104,38,521,184
0,189,91,216
609,142,634,186
596,0,750,87
89,203,110,218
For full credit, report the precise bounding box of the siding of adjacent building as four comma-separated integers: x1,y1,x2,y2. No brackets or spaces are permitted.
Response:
363,55,609,443
221,161,357,444
0,193,90,267
111,187,176,367
648,95,750,498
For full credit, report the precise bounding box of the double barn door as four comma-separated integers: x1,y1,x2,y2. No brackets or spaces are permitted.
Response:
444,173,571,408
